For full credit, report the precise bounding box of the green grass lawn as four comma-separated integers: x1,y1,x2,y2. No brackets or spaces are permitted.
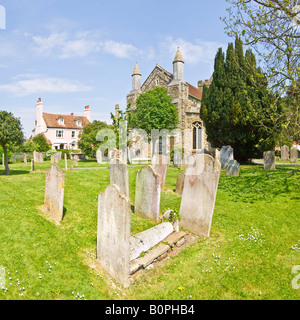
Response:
0,160,299,300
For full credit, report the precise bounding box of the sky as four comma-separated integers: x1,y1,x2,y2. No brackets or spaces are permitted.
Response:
0,0,231,138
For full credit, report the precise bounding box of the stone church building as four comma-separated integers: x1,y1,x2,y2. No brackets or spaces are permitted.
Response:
126,48,212,156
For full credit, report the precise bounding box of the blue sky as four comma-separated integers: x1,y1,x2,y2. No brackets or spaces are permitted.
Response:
0,0,231,138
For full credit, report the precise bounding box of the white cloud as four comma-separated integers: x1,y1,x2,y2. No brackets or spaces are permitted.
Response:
32,31,139,59
160,37,226,64
0,75,93,96
102,40,139,58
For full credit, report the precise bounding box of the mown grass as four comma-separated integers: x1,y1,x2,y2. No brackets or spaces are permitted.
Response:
0,160,299,300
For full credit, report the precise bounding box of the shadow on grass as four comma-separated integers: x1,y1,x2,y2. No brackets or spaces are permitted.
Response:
219,166,300,203
0,170,30,176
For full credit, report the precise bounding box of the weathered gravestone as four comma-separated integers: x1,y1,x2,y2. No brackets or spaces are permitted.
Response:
152,154,168,190
44,165,65,222
31,159,35,172
33,151,44,163
264,151,276,170
173,152,182,168
179,154,221,238
225,160,240,176
109,158,129,198
97,185,131,288
96,150,102,164
290,147,298,163
23,153,27,165
220,146,234,169
281,145,289,161
175,172,185,195
135,166,161,222
129,222,174,261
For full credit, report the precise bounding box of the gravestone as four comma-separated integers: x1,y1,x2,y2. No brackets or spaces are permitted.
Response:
220,146,234,169
44,165,65,222
135,166,161,222
175,172,185,195
281,145,289,161
96,150,102,164
264,151,276,170
31,159,35,172
225,160,240,176
23,153,27,165
173,152,182,168
290,147,298,163
109,158,129,198
152,154,168,190
97,185,131,288
33,151,44,163
179,154,221,238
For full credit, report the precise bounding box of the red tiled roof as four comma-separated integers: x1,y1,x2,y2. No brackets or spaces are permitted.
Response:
187,82,202,101
43,113,90,129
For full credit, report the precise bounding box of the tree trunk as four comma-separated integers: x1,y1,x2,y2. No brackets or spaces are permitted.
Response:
2,145,10,175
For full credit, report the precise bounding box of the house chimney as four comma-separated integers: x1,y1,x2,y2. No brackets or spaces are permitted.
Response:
84,105,91,122
115,104,120,120
35,98,46,135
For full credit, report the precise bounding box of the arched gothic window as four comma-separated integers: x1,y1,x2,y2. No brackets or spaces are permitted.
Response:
193,122,203,150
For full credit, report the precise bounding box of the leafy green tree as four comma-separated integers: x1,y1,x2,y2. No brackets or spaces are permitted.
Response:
201,38,283,162
128,87,179,137
32,134,51,153
78,120,109,157
223,0,300,91
0,111,24,175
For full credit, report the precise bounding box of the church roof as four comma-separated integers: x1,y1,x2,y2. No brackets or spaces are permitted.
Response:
186,82,203,101
43,113,90,129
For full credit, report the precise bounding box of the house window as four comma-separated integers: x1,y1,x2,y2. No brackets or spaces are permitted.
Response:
56,130,64,138
72,131,76,138
77,120,82,127
58,118,64,126
192,122,202,150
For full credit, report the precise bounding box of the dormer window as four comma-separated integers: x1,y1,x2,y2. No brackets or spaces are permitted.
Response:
77,120,82,127
58,118,64,126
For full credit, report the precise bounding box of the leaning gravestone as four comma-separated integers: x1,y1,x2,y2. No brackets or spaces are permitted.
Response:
220,146,234,169
152,154,168,190
175,172,185,195
264,151,276,170
281,145,289,161
109,158,129,198
135,166,161,222
225,160,240,176
290,147,298,163
179,154,221,238
97,185,131,288
44,165,65,222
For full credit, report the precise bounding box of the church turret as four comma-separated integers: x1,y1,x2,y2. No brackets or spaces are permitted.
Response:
173,48,184,83
131,63,142,92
